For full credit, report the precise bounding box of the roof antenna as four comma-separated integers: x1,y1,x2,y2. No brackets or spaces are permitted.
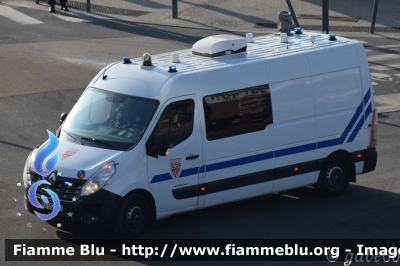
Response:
103,53,111,80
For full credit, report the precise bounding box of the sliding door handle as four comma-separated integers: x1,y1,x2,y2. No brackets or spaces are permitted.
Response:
186,154,199,160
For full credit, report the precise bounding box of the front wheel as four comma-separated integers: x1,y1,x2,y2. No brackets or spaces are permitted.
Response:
316,155,351,197
114,194,150,238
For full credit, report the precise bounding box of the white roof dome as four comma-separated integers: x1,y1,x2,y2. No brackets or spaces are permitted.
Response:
192,34,247,57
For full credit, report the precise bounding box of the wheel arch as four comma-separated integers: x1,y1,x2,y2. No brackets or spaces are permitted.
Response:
114,188,157,226
324,150,356,183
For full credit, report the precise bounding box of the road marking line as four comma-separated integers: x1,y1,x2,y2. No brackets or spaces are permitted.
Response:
0,6,43,24
365,44,400,52
353,39,368,44
371,73,391,79
369,63,400,71
51,13,90,23
367,54,400,62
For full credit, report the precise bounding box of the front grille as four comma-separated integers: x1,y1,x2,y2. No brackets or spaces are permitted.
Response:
31,206,71,219
31,174,84,203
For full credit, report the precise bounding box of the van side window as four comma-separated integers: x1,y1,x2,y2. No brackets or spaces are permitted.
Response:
203,85,273,141
153,99,195,149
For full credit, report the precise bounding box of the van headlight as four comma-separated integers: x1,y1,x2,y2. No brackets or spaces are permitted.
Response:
22,161,32,188
80,162,116,196
23,150,35,188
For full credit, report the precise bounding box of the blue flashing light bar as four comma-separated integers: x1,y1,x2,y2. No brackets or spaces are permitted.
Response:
123,56,132,64
168,65,177,73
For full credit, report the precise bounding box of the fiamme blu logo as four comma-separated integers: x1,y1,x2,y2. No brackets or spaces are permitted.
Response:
27,130,61,221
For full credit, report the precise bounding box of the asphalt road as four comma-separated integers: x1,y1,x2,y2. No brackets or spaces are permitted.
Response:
1,3,400,266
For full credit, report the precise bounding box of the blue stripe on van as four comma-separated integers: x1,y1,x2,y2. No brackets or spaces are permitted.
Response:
275,143,316,158
180,167,199,178
316,138,343,149
150,89,372,184
348,102,372,143
316,100,363,149
151,173,173,183
364,88,371,106
340,101,364,140
364,101,372,122
206,152,274,173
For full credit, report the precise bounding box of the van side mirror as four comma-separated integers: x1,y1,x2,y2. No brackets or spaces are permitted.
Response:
60,112,68,124
146,133,169,158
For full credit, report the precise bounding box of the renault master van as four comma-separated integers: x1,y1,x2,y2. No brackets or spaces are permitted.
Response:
23,31,378,237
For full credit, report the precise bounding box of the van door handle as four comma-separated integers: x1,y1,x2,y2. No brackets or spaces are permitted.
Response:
186,154,199,160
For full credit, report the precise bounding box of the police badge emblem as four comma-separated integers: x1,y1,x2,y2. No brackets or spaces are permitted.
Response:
170,158,181,178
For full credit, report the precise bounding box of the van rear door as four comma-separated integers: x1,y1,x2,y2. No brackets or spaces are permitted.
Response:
147,95,202,215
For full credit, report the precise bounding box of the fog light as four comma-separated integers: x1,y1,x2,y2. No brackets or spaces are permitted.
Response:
81,214,98,224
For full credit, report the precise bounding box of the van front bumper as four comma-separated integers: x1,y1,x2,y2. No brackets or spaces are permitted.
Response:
24,188,122,227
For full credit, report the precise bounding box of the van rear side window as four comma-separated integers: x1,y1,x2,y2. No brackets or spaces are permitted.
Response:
203,85,273,140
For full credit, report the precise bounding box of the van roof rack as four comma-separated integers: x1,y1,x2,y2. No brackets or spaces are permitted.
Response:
130,31,351,73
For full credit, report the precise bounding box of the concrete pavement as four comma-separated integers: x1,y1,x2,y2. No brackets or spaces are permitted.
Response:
12,0,400,34
3,0,400,113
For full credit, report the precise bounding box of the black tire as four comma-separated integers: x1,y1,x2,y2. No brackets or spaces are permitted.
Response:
316,155,351,197
114,194,150,238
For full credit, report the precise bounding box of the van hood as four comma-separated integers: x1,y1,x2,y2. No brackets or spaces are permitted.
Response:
31,138,123,181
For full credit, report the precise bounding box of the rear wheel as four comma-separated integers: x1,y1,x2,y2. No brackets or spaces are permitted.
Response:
114,193,149,238
316,155,351,197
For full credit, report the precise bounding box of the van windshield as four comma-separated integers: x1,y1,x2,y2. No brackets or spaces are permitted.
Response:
60,87,159,151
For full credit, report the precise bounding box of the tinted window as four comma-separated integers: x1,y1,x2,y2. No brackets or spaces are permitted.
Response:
152,99,194,149
203,85,273,140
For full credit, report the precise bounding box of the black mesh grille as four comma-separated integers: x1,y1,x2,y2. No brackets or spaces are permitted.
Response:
31,206,71,218
31,174,83,203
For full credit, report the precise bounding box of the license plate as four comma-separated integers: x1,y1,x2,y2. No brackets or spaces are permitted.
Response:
42,201,63,212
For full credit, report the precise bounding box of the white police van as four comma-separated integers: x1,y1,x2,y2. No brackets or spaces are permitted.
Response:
23,31,378,237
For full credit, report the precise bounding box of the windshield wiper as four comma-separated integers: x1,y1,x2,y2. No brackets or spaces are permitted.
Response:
61,129,83,145
81,137,114,149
